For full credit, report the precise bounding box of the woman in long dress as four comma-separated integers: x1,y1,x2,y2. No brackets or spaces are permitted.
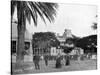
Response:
55,54,62,68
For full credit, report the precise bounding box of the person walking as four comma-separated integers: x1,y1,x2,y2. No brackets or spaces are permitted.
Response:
44,55,48,66
55,54,62,68
65,54,70,66
33,53,40,70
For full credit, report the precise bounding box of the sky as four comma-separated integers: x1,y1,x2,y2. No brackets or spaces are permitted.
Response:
13,3,97,37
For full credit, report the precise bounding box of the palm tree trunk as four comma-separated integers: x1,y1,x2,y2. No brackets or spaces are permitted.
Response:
16,24,25,64
16,3,25,67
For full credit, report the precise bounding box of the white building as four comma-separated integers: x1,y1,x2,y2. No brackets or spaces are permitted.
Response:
50,47,63,56
11,21,33,62
69,47,84,55
56,29,74,47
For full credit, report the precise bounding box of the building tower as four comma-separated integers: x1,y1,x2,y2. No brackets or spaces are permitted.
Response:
63,29,73,39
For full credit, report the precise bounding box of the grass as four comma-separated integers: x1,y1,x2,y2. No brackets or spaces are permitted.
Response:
11,59,97,74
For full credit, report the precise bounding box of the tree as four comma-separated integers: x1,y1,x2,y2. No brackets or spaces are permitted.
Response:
76,35,97,53
92,22,97,30
63,35,80,54
32,32,60,49
91,15,97,30
11,0,58,64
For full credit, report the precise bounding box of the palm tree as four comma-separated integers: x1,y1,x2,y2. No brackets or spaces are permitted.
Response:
91,15,97,30
92,22,97,30
11,0,58,64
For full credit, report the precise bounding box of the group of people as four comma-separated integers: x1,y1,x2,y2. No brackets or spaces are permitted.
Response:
55,54,70,68
33,54,70,70
33,55,49,70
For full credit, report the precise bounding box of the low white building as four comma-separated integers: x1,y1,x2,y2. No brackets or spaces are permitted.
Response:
69,47,84,55
11,21,33,63
50,47,63,56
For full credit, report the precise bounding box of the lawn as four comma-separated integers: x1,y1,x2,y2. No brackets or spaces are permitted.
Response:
11,59,97,74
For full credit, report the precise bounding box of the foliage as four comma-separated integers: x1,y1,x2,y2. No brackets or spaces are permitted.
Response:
92,22,97,30
32,32,60,49
63,35,80,54
11,0,58,26
11,0,58,63
91,15,97,30
76,35,97,53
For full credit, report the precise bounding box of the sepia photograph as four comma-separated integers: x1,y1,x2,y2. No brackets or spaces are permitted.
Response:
11,0,97,74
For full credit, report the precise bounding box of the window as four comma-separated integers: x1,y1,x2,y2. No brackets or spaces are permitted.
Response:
25,42,30,50
11,41,16,54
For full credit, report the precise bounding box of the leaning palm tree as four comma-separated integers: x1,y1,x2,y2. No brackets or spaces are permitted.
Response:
11,0,58,64
92,22,97,30
91,15,97,30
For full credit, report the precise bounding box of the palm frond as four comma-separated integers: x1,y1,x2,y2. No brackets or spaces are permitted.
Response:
28,1,58,25
92,22,97,30
11,1,58,26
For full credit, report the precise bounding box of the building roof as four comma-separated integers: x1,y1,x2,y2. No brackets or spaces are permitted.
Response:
56,29,74,42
